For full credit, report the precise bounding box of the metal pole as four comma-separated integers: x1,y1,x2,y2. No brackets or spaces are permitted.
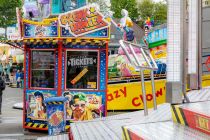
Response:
198,0,202,89
182,0,190,103
150,70,157,110
140,69,148,116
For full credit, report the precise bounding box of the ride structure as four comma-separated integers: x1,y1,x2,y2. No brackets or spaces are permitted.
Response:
20,4,111,131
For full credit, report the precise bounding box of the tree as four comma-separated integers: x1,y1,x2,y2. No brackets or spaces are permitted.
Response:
111,0,139,21
153,1,167,25
0,0,22,38
138,0,167,27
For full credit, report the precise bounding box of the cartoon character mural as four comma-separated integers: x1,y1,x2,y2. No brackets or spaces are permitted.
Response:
27,91,47,120
63,92,102,121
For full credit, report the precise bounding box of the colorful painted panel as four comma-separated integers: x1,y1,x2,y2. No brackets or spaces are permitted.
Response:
58,5,110,37
62,51,65,90
45,97,67,135
25,51,29,88
23,20,58,38
150,44,167,60
107,80,166,110
61,27,109,38
62,91,105,121
100,50,106,90
147,27,167,44
55,51,58,88
26,90,57,121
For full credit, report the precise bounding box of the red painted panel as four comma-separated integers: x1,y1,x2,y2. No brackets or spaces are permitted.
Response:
182,108,210,135
57,41,63,96
128,129,144,140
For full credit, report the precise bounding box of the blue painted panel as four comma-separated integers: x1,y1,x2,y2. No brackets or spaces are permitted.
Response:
24,22,58,38
25,51,29,88
147,27,167,44
61,27,109,38
100,50,106,90
55,51,58,88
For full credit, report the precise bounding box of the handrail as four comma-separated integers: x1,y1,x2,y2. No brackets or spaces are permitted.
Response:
119,40,158,115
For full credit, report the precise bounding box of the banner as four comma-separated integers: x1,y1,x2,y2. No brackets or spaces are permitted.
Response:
58,5,110,37
23,19,58,38
107,80,166,110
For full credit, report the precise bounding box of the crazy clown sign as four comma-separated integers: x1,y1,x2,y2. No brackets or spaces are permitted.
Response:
58,5,110,37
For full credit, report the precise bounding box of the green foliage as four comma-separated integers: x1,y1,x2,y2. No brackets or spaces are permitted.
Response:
111,0,139,21
138,0,167,27
153,1,167,25
0,0,22,28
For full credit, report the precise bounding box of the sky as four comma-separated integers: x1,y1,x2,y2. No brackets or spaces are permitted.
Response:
138,0,166,3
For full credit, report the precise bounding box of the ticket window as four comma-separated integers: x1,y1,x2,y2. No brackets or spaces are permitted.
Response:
66,50,98,90
31,50,55,89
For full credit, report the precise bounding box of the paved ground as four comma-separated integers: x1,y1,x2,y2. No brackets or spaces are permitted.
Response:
0,86,47,140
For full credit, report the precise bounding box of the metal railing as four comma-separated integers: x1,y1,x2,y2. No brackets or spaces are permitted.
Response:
119,40,158,115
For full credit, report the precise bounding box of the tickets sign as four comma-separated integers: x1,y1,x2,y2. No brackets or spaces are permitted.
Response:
107,80,166,110
58,5,110,37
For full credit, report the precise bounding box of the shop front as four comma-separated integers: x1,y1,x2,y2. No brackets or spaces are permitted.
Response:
22,6,110,130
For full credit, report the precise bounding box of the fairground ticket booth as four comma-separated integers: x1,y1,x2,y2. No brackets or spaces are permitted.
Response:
22,6,110,130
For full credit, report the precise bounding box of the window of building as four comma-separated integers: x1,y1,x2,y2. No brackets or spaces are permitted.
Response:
31,51,55,88
66,51,98,90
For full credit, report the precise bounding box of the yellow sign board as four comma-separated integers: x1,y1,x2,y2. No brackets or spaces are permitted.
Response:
150,44,167,59
71,68,88,85
107,80,166,110
107,75,210,110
